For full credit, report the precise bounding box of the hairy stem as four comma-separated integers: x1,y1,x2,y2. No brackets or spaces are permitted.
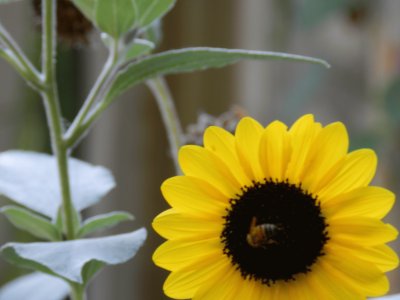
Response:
69,283,87,300
147,77,183,174
72,77,184,174
41,0,76,241
0,22,43,90
65,39,120,148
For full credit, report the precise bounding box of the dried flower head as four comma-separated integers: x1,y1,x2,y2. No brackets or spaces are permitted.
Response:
33,0,93,46
184,106,247,146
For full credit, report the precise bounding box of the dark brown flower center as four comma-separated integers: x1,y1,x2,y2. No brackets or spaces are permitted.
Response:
221,180,329,285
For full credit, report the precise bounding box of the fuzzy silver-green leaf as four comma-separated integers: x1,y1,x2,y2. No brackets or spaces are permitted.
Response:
0,151,115,219
1,228,147,283
72,0,175,37
0,273,69,300
95,0,136,38
0,206,61,241
124,39,155,61
134,0,176,28
70,0,96,21
77,211,134,238
107,47,329,104
0,0,26,3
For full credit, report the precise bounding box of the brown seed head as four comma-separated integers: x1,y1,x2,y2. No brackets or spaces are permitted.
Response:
184,106,248,146
33,0,93,46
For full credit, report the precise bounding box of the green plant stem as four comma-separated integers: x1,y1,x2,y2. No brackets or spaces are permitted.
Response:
147,77,183,174
41,0,76,241
70,283,87,300
68,77,184,174
65,39,120,148
0,22,43,90
69,98,110,146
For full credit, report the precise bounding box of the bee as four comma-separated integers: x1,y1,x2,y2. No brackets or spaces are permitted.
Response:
246,217,283,248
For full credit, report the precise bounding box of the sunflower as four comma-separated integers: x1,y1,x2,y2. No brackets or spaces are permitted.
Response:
153,114,398,299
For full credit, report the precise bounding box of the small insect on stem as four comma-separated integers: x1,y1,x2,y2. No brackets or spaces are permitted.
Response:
246,217,284,248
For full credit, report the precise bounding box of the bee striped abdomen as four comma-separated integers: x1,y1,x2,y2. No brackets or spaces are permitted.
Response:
246,217,283,248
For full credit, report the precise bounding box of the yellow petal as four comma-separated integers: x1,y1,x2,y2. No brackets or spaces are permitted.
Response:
193,266,243,300
326,243,399,272
269,273,315,300
301,122,349,192
161,176,227,216
322,186,395,220
308,263,364,300
239,278,266,299
204,126,252,187
153,237,222,271
235,117,264,181
179,145,240,198
259,120,290,181
322,251,390,297
285,114,321,184
329,217,398,246
152,209,222,240
164,254,231,299
314,149,377,201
